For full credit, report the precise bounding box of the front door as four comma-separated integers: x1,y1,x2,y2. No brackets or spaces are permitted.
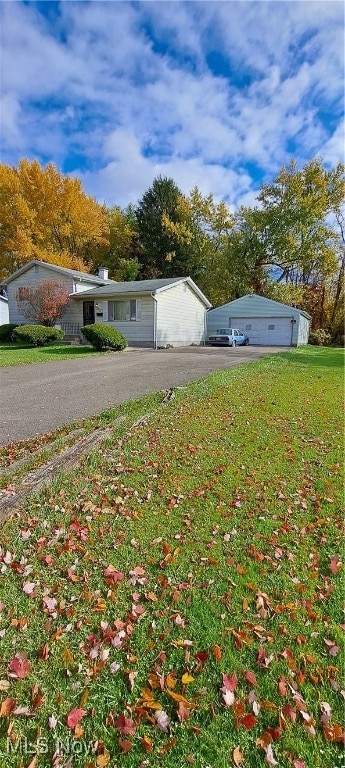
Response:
83,301,95,325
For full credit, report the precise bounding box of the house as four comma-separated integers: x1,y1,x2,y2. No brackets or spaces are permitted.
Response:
207,294,311,346
4,261,116,338
0,295,9,326
4,260,211,347
71,277,211,347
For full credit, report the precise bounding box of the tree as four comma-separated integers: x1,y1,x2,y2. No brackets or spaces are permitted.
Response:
135,176,188,278
16,280,70,326
90,205,141,281
226,159,345,303
162,186,237,304
0,159,109,279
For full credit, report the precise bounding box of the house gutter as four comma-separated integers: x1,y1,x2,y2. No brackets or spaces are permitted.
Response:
151,292,158,350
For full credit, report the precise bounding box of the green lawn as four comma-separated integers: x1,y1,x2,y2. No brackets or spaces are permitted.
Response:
0,347,343,768
0,342,100,366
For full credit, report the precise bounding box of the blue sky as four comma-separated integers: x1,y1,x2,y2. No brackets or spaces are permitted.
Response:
1,1,344,208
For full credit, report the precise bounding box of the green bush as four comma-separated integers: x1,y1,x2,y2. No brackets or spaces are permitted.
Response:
13,324,64,347
0,323,18,342
309,328,331,346
81,323,127,351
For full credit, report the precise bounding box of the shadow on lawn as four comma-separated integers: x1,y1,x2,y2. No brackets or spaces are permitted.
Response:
276,347,344,369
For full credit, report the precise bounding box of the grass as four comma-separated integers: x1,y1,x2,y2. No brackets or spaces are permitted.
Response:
0,347,343,768
0,342,101,367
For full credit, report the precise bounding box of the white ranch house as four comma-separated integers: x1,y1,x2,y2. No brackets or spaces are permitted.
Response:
207,294,311,346
4,261,211,348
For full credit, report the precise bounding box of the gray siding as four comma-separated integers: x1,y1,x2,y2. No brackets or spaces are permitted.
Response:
7,264,99,326
101,294,154,347
156,282,206,346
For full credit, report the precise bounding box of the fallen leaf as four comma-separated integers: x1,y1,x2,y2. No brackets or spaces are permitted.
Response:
96,750,111,766
233,746,244,766
114,714,136,736
118,737,132,752
222,673,238,692
66,708,87,729
265,744,278,765
245,670,257,686
0,698,16,717
8,653,32,680
223,690,235,707
329,556,341,574
154,709,170,733
212,645,222,661
240,713,257,729
182,673,194,685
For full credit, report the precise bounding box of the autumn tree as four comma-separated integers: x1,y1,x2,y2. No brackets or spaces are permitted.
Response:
16,280,70,326
135,176,189,278
0,159,109,280
90,205,142,281
162,186,237,304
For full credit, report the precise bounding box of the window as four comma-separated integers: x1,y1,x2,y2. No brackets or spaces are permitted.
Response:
108,299,142,321
245,324,252,331
268,324,275,330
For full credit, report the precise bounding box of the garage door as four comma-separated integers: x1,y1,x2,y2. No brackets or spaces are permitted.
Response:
230,317,292,346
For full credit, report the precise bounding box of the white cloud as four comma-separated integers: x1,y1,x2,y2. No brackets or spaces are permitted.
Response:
0,1,343,208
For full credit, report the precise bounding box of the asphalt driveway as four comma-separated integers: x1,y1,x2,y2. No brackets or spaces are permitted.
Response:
0,346,287,445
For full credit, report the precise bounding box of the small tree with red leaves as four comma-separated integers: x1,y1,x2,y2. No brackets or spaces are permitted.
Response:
16,280,70,327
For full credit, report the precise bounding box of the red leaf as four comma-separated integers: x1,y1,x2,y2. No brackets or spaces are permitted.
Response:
66,708,87,728
245,670,257,686
293,760,306,768
114,714,136,736
240,713,257,729
103,565,124,582
329,556,341,575
278,677,288,696
222,673,238,692
8,653,32,680
118,738,132,752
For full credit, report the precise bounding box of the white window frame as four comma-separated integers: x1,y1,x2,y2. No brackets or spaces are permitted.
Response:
108,299,142,322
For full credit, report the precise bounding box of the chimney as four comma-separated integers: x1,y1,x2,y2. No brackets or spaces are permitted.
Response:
98,267,109,281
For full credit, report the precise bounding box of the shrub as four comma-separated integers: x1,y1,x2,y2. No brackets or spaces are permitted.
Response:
309,328,331,346
0,323,18,342
13,324,64,347
81,323,127,351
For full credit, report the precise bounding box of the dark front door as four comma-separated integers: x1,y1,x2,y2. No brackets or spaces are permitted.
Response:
83,301,95,325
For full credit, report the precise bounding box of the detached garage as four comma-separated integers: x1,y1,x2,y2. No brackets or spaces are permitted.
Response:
207,294,311,347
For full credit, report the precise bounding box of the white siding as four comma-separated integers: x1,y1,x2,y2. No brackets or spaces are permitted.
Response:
207,294,310,347
230,316,292,346
0,298,9,325
156,282,206,347
104,294,154,347
296,313,310,346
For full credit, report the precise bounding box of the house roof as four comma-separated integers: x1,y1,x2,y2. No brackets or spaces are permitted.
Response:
207,293,311,320
71,276,212,307
3,260,116,286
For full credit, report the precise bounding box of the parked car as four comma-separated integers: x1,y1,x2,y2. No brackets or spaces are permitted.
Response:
208,328,249,347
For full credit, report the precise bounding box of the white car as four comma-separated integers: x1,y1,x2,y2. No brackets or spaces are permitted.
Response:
208,328,249,347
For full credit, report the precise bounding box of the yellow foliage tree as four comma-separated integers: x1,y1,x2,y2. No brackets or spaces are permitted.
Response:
0,159,109,279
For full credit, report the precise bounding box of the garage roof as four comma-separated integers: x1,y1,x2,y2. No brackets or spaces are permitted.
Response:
207,293,311,320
